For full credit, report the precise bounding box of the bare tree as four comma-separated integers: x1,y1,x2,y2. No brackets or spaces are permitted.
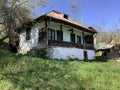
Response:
109,26,120,44
68,0,82,20
95,24,120,44
0,0,48,51
92,23,112,44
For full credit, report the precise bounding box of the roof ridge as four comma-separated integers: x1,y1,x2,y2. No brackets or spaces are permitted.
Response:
51,10,62,14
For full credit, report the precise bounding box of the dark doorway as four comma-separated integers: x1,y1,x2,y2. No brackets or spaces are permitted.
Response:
84,51,88,60
70,33,75,43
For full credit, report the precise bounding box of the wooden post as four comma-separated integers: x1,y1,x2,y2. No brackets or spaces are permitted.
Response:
92,34,94,44
45,17,51,49
45,19,48,48
60,24,63,41
82,31,85,50
82,31,85,45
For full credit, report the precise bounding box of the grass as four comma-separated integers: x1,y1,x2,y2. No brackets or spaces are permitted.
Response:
0,50,120,90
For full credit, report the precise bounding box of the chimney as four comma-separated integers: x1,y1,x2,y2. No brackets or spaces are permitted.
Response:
50,10,69,19
63,14,68,19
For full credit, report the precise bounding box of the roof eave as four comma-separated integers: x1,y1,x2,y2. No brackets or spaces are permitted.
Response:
44,15,97,33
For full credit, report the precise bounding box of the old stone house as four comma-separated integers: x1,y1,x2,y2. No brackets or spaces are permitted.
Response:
17,10,97,60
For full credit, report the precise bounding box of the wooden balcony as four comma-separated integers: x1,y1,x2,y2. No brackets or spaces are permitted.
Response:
83,44,94,50
48,40,94,50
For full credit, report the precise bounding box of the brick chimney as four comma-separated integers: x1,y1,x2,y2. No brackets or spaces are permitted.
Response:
49,10,68,19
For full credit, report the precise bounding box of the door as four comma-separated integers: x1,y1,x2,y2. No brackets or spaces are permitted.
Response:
84,51,88,60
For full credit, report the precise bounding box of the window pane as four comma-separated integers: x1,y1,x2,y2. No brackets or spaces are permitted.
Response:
57,30,63,41
48,29,55,40
26,27,31,40
51,30,55,40
77,36,81,44
85,35,93,44
71,33,75,43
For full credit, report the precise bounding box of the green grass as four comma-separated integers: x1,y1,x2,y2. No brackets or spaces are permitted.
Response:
0,50,120,90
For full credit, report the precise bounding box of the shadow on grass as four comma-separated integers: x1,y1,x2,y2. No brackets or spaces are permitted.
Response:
84,56,108,62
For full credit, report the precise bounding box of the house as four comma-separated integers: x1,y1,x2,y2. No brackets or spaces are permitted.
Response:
97,44,120,59
17,10,97,60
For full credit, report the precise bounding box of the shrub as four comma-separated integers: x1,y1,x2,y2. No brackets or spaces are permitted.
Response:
27,48,47,58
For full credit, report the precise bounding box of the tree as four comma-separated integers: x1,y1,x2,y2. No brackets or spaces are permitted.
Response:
68,0,82,20
109,26,120,44
0,0,48,52
96,30,112,43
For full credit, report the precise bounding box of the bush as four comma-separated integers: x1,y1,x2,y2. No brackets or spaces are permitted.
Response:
27,48,47,58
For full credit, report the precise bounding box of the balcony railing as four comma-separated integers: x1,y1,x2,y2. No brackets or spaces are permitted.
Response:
48,40,94,50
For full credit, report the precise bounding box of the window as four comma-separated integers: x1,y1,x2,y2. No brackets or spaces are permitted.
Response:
48,29,55,40
26,27,31,40
77,36,81,44
39,28,46,42
85,35,93,44
57,30,63,41
70,33,75,43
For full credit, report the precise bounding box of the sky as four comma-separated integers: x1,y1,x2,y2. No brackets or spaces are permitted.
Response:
33,0,120,31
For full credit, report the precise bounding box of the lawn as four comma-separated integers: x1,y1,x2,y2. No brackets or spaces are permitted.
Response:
0,50,120,90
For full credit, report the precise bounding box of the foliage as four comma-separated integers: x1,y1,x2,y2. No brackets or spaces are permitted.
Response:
27,48,47,58
0,0,48,29
68,0,82,20
0,0,49,48
96,27,120,44
0,50,120,90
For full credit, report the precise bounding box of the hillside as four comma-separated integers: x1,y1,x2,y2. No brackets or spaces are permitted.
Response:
0,50,120,90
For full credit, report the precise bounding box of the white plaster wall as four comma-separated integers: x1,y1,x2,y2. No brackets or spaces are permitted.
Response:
48,47,95,60
63,30,70,42
48,47,84,60
18,21,45,53
87,50,95,60
18,26,39,53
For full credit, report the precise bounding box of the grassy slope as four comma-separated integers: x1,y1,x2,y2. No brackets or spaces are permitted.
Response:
0,50,120,90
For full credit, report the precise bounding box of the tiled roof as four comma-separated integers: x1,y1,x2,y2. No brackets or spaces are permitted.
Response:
36,10,97,33
97,44,115,50
46,10,97,33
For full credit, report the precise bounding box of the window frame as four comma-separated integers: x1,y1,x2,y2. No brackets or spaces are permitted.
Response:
77,35,81,44
85,35,93,44
26,27,31,40
70,33,75,43
48,28,55,40
57,30,63,41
